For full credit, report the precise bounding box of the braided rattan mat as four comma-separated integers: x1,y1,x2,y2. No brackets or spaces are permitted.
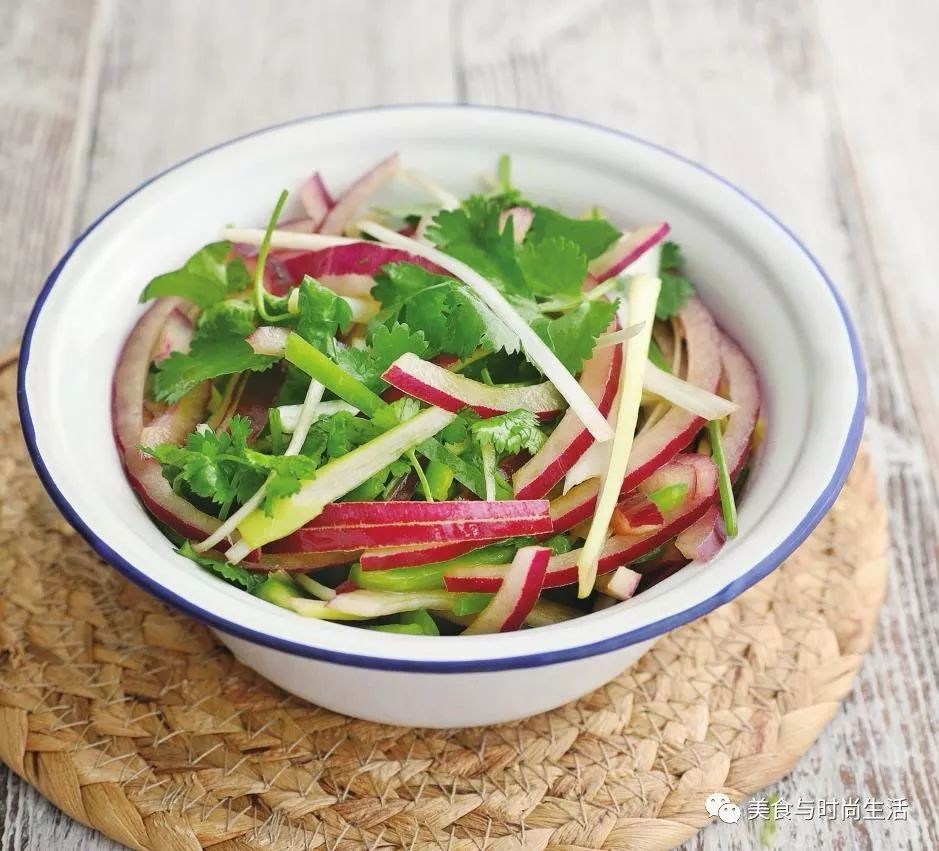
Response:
0,352,886,851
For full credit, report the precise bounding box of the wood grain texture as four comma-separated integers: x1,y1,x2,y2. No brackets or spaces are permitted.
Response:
0,0,936,848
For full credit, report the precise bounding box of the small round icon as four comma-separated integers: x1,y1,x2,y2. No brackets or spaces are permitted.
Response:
705,793,730,817
717,802,742,824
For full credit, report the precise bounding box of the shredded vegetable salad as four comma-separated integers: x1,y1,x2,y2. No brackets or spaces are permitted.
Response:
112,154,762,636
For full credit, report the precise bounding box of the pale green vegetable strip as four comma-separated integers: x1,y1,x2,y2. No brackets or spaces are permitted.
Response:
294,574,336,601
228,406,456,559
327,589,459,618
221,227,359,250
577,274,661,598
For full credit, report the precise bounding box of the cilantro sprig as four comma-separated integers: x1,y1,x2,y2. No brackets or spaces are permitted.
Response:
143,416,316,518
469,409,547,501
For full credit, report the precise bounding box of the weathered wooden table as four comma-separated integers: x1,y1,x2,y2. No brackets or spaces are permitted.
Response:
2,1,937,848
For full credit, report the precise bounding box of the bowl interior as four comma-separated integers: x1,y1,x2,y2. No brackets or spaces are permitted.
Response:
20,106,863,671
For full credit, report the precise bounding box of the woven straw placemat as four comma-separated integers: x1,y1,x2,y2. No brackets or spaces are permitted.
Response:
0,353,886,851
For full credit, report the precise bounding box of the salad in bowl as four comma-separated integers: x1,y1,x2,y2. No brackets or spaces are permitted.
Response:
115,154,760,638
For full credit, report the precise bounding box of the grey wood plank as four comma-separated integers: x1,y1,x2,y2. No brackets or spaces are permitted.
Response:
78,0,457,227
813,0,939,488
0,0,106,346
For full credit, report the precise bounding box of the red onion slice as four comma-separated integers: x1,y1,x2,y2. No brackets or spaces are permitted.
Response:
113,298,184,453
675,505,725,561
382,352,565,419
319,154,401,235
513,342,621,499
151,307,194,363
278,242,445,284
139,383,210,449
588,223,670,283
360,539,496,571
463,546,551,634
595,566,642,601
299,172,334,229
610,491,665,535
718,333,761,478
113,300,219,537
246,325,289,357
265,499,552,553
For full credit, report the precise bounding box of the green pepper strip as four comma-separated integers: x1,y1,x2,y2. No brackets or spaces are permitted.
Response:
349,541,518,593
401,609,440,636
647,482,688,513
452,593,493,617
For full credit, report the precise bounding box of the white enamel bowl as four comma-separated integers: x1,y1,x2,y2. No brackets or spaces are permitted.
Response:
19,106,865,728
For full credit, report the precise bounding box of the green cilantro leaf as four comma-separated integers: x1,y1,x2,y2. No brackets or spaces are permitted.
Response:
225,258,251,293
660,241,683,271
470,410,547,456
543,533,574,555
371,262,451,314
140,242,249,308
468,410,545,501
370,325,429,371
531,299,618,374
197,299,257,337
176,541,265,592
656,241,695,320
153,301,276,403
296,276,354,352
153,336,276,403
301,412,373,465
517,236,588,298
426,198,530,297
144,418,265,510
294,404,418,502
526,207,619,260
334,323,429,392
372,263,518,358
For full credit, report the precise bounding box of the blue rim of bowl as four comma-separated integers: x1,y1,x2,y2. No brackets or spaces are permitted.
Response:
17,104,866,673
